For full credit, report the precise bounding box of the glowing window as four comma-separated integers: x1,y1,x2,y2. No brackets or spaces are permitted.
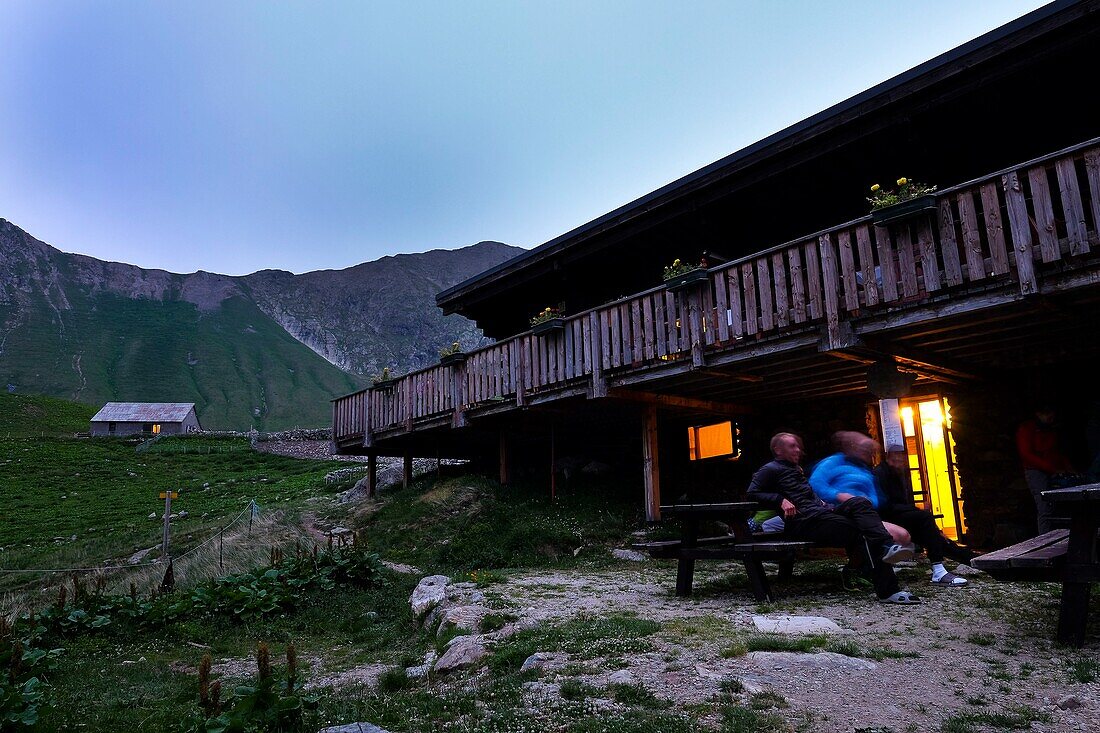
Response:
688,421,740,461
152,423,162,435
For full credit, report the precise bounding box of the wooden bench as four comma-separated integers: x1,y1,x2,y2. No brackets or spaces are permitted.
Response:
971,529,1070,582
635,534,813,601
972,483,1100,647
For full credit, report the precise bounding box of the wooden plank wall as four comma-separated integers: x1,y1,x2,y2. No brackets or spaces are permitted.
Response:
333,143,1100,445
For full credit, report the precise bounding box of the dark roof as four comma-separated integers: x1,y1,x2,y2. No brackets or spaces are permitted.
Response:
437,0,1091,312
90,402,197,423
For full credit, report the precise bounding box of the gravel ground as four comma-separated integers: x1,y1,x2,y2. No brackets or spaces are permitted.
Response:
487,558,1100,732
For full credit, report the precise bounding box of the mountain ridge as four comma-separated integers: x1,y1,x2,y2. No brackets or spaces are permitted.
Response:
0,218,523,429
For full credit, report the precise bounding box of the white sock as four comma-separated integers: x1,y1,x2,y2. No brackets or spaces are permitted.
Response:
931,563,947,581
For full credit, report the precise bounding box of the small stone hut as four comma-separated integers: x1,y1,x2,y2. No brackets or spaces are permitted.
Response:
90,402,201,437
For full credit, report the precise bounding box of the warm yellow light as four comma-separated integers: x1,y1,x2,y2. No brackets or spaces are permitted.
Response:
919,400,944,426
152,423,161,434
688,421,737,461
900,407,915,437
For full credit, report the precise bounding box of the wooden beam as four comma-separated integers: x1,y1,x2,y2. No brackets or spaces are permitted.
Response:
611,388,752,415
402,452,413,489
694,367,764,383
642,404,661,522
858,336,980,381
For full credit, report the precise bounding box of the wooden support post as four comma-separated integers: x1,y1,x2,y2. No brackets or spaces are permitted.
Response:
642,404,661,522
499,431,511,486
402,452,413,489
367,453,378,498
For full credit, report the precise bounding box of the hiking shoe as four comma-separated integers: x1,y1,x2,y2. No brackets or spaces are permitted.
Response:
882,544,915,565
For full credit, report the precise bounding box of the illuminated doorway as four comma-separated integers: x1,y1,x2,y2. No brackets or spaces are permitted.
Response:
899,396,966,540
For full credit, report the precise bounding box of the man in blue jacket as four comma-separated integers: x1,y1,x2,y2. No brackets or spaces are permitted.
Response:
747,432,919,604
812,432,975,587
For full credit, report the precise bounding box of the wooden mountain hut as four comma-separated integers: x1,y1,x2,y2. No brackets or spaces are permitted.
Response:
333,0,1100,547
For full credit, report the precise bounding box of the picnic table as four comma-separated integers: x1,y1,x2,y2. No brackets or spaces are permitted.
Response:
634,502,812,601
972,482,1100,646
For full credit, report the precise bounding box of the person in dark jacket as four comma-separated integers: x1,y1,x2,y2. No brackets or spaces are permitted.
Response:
873,444,975,587
747,432,920,604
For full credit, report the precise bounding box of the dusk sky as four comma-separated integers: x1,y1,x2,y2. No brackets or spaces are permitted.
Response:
1,1,1048,276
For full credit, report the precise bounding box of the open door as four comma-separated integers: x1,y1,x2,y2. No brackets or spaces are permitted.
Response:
899,396,967,540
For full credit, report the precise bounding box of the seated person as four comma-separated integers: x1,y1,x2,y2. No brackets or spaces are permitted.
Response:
747,431,919,604
874,444,976,587
809,431,915,549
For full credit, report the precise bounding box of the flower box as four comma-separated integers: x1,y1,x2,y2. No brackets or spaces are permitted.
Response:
664,268,709,292
439,352,467,367
871,194,937,225
531,317,565,336
370,378,398,392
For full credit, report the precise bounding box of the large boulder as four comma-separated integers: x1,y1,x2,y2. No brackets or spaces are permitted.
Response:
438,605,492,636
433,637,487,673
410,575,450,618
751,615,842,635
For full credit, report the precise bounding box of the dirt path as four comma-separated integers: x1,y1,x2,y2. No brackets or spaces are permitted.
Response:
486,560,1099,732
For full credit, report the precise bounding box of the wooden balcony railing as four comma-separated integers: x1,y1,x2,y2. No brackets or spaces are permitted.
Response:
334,138,1100,449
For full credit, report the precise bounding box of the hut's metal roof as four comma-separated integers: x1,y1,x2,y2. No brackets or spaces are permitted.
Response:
90,402,196,423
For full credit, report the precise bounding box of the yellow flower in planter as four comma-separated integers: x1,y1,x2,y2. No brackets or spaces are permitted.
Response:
897,177,908,186
870,184,881,192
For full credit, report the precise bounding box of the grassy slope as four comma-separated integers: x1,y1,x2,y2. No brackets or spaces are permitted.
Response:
356,474,649,573
0,395,347,589
0,291,363,430
0,392,94,437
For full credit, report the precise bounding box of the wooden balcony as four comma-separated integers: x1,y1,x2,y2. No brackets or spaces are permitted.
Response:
333,138,1100,454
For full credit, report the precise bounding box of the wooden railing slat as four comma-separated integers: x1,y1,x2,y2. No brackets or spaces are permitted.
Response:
727,269,744,338
916,219,940,293
678,293,691,352
756,257,775,332
803,239,824,319
713,271,730,342
771,251,790,327
1002,170,1038,295
1056,157,1090,255
837,229,860,311
1028,165,1061,262
818,233,842,347
937,200,964,287
788,246,806,323
1083,150,1100,242
854,224,880,307
957,191,985,282
894,225,920,299
741,262,758,334
980,182,1010,275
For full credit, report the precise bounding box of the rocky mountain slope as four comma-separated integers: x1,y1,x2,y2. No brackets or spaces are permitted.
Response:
0,218,521,429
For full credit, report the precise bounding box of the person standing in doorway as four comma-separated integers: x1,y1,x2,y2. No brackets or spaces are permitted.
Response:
1016,406,1074,535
